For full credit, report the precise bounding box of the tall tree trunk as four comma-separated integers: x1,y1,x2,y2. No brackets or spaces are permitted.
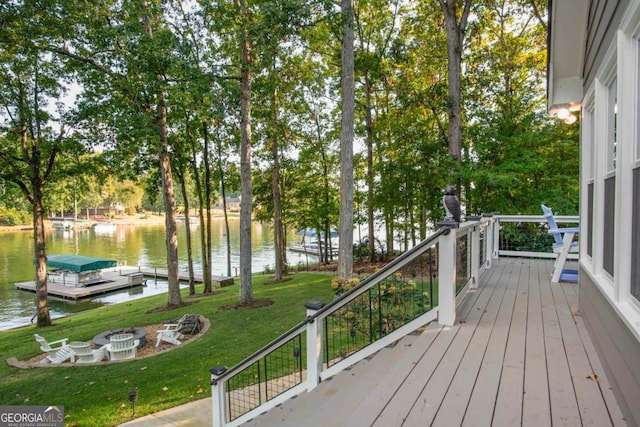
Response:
314,112,332,264
179,171,195,295
157,92,182,306
338,0,355,280
216,130,232,277
271,86,285,281
385,208,394,255
365,77,376,262
21,80,52,327
202,123,213,292
141,0,181,306
33,197,51,327
188,122,210,293
439,0,473,168
237,0,254,304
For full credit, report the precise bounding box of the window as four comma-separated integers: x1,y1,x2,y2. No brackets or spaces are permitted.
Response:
603,76,617,277
583,106,595,258
607,78,617,173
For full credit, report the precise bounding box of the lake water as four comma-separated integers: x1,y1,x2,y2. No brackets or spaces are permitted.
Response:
0,219,318,330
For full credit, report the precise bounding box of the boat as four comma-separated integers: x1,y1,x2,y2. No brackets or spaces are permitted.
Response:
49,217,92,230
49,217,74,230
14,254,147,299
45,254,120,287
91,222,117,233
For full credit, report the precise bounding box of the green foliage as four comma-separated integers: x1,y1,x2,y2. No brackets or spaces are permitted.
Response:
499,222,555,253
326,271,434,362
0,205,31,226
0,0,580,246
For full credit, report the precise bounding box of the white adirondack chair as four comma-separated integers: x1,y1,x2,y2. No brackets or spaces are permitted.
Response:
105,333,139,361
69,341,108,363
40,345,75,364
34,334,68,355
541,204,579,283
155,315,187,347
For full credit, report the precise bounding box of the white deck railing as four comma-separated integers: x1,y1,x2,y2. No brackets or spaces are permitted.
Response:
209,213,577,427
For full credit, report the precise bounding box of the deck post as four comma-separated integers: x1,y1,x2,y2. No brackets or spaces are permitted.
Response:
209,365,228,427
483,214,494,269
492,216,500,259
470,222,480,289
305,301,325,391
437,224,457,326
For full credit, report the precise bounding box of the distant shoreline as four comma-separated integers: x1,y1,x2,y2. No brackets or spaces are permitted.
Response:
0,211,238,233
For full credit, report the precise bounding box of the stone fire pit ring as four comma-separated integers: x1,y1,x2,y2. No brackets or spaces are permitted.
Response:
93,327,147,348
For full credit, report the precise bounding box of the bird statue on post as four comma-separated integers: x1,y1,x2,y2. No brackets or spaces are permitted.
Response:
443,185,461,222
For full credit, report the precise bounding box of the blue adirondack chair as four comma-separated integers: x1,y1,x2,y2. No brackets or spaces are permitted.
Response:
541,204,579,282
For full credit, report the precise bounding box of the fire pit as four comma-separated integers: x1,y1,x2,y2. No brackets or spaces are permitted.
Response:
94,327,147,348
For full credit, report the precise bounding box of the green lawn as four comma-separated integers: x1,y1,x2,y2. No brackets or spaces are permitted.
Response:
0,272,334,427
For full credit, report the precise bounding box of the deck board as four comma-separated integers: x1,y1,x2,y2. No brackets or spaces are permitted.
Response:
243,258,625,427
461,259,517,427
404,259,504,427
492,259,529,426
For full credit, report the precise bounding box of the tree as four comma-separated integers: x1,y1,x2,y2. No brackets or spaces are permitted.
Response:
236,0,255,304
0,1,86,326
353,0,402,261
463,0,578,215
338,0,356,279
45,0,185,306
438,0,473,169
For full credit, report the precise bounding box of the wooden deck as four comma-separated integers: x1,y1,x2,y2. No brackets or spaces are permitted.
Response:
246,258,627,426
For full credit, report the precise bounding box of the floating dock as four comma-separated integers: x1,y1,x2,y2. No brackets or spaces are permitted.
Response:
14,267,234,300
137,267,234,287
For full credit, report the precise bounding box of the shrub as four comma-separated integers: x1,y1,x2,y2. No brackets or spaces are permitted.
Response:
0,206,31,226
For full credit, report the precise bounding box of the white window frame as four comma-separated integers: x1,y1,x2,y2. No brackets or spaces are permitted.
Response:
580,96,595,266
593,44,617,287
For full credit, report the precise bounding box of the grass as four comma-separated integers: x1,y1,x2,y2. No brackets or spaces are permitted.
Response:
0,272,334,427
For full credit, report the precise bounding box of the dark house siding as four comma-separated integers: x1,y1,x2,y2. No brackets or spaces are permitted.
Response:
583,0,627,89
581,270,640,426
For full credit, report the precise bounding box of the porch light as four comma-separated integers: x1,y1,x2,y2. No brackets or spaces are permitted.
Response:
549,101,581,124
556,108,570,119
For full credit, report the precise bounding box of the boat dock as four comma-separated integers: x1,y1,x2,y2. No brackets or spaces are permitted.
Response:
14,267,234,300
14,269,146,300
136,267,234,287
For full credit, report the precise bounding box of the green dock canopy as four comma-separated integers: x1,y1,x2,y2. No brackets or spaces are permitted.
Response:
46,255,117,272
